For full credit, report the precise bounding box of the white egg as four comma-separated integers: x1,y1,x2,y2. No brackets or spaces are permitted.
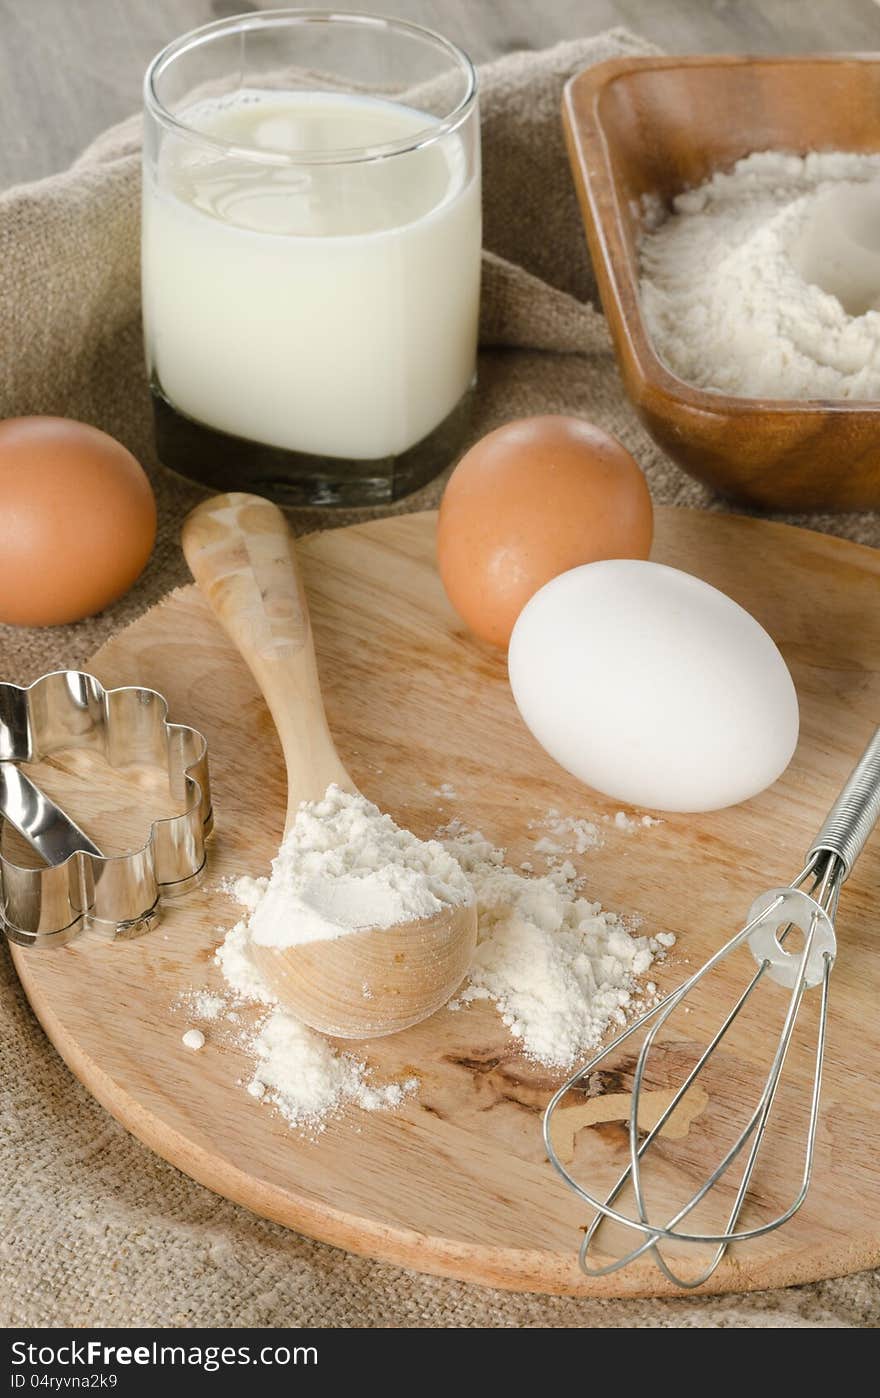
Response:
508,560,799,813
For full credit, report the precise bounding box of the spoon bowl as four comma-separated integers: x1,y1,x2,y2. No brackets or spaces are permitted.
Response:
250,900,477,1038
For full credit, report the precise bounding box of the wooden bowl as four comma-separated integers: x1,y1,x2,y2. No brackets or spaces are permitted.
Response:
563,55,880,511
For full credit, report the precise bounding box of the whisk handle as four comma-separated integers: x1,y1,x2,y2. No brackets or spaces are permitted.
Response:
807,726,880,878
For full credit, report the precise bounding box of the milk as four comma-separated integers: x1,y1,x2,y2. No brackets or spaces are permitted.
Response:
142,90,481,460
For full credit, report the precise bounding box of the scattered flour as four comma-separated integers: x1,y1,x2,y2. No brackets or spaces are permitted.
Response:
179,989,226,1021
247,1008,417,1130
232,874,267,911
216,915,276,1005
441,822,672,1068
432,782,458,800
640,150,880,399
609,811,662,833
245,784,472,949
182,1028,205,1051
528,806,661,857
529,809,603,856
533,836,562,856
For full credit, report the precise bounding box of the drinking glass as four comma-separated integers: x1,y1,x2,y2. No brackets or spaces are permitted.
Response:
142,9,481,506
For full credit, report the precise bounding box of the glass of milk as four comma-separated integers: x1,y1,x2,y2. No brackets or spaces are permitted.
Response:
142,10,481,506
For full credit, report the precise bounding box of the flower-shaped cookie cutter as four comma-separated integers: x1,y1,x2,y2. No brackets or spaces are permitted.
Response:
0,670,212,947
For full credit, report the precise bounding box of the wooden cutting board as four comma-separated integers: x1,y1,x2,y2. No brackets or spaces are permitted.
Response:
10,506,880,1297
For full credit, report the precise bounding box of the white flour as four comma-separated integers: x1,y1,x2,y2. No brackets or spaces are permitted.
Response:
178,989,226,1021
640,150,880,399
247,1009,416,1129
527,806,662,859
442,823,670,1068
202,788,672,1128
528,809,602,856
216,915,275,1004
246,785,472,949
609,811,661,833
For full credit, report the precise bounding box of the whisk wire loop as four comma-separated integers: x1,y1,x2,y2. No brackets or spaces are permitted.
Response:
544,844,845,1285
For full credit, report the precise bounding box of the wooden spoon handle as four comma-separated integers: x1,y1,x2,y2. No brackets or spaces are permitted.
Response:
181,492,354,828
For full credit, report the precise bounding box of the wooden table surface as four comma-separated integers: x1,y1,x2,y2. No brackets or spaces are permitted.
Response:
2,0,879,191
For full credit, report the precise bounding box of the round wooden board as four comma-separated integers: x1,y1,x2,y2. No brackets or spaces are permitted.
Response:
10,507,880,1297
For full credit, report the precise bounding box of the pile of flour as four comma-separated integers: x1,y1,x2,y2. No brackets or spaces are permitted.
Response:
240,783,472,949
442,823,669,1067
640,150,880,399
245,1010,417,1129
178,986,418,1133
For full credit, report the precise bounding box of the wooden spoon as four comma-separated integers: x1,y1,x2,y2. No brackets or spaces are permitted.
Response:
181,492,477,1038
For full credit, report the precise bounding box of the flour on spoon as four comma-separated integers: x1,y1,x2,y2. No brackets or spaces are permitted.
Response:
244,783,472,949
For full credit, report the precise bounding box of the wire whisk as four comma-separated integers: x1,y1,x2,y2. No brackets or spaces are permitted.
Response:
544,727,880,1289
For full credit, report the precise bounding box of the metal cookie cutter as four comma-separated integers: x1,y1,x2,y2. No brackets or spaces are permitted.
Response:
0,670,212,947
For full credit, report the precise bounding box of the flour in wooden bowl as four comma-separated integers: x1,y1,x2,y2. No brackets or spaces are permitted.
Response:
640,150,880,399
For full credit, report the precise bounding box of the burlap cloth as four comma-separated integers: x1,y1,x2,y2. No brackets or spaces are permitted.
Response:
1,30,878,1328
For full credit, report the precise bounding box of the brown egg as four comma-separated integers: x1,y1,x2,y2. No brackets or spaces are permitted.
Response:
0,417,157,627
437,415,653,647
